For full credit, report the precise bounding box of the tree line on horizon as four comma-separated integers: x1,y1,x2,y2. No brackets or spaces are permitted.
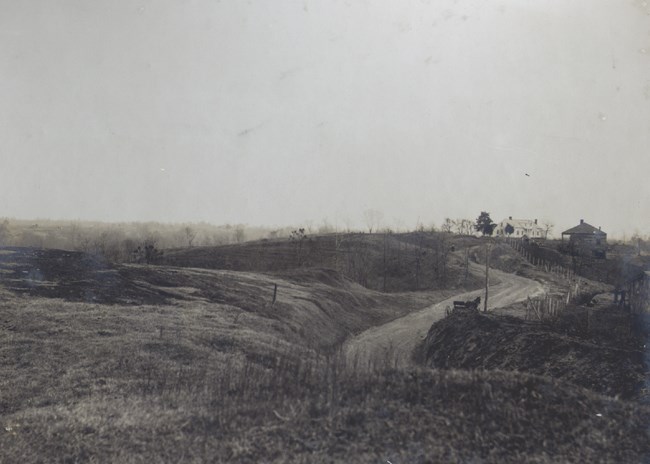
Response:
0,219,274,261
0,213,646,261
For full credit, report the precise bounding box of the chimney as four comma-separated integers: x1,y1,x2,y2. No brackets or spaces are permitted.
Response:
534,219,537,224
509,216,512,220
580,219,584,224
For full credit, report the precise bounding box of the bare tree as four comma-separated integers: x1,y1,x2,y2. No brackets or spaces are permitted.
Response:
457,219,474,236
303,220,314,234
133,234,163,264
382,228,393,291
0,219,10,246
441,218,454,233
341,217,353,233
211,233,228,246
541,220,554,239
363,209,384,233
183,226,197,247
91,231,110,258
318,219,335,234
68,222,83,250
432,232,450,284
413,232,427,290
234,225,246,243
75,231,93,253
289,228,308,266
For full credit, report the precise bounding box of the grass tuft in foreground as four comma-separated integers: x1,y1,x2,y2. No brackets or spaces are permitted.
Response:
2,348,649,463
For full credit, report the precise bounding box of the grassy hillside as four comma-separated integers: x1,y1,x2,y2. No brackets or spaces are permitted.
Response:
2,245,649,462
516,238,650,287
2,363,648,463
0,246,455,417
0,246,451,353
416,307,646,400
161,232,483,293
472,242,613,298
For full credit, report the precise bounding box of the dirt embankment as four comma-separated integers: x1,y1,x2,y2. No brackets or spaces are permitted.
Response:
343,266,544,369
416,308,646,400
0,247,454,353
0,246,465,424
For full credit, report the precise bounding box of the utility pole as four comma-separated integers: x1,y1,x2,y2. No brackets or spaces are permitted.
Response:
484,242,490,312
464,246,469,283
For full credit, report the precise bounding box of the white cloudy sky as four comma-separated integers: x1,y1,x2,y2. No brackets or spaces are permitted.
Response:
1,0,649,237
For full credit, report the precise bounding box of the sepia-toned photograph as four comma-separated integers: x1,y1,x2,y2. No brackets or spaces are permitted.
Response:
1,1,649,462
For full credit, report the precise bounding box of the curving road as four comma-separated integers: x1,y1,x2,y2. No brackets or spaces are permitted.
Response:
343,268,544,371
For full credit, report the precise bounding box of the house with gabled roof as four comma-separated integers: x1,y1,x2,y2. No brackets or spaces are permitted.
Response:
561,219,607,258
494,216,546,239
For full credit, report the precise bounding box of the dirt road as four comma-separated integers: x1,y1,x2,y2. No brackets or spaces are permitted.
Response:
343,268,545,370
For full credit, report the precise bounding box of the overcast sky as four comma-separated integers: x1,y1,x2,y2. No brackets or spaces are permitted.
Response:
1,0,649,237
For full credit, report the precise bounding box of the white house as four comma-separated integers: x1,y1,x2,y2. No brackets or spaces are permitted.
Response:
494,217,546,238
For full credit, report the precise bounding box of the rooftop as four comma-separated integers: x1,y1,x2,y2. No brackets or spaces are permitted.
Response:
498,218,543,228
562,220,606,236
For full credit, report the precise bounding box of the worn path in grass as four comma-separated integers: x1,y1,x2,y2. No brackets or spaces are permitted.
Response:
343,267,545,370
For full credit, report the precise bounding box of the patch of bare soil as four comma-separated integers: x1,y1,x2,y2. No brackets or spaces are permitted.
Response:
416,307,646,399
0,247,169,305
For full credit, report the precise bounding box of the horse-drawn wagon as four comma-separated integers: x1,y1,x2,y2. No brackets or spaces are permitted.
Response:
452,296,481,311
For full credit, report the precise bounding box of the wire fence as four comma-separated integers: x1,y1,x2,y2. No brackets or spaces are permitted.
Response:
503,237,588,322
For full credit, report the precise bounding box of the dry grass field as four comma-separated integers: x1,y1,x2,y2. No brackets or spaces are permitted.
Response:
1,237,649,463
161,232,483,293
416,307,646,399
